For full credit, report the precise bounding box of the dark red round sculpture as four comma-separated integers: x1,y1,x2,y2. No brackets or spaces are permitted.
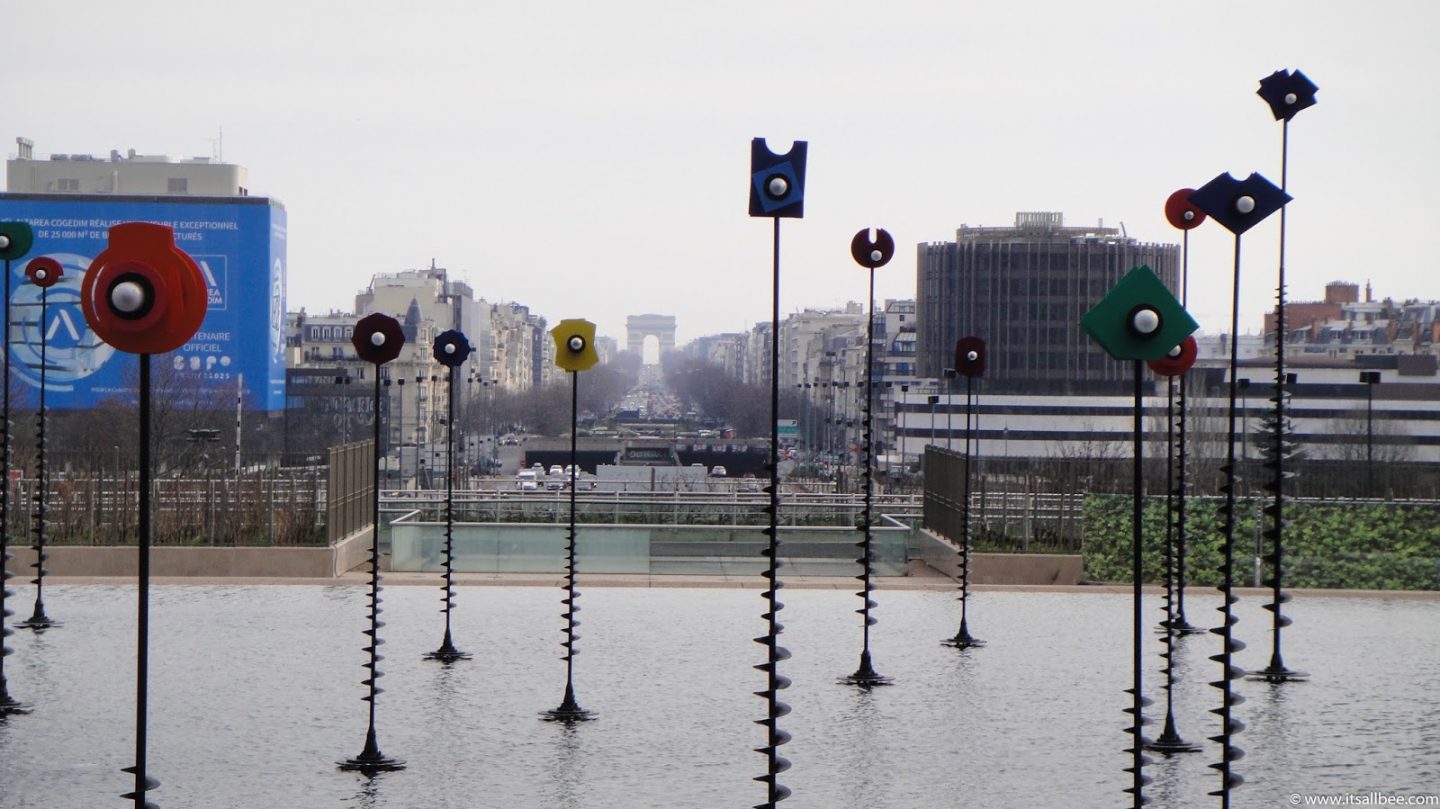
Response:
80,223,208,355
850,228,895,269
1147,335,1197,377
1165,188,1207,231
353,313,405,365
955,336,986,378
25,257,63,288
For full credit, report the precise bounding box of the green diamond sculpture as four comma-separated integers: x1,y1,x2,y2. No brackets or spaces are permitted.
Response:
1081,265,1197,361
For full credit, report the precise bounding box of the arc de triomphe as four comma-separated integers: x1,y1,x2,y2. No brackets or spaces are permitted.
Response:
626,314,676,359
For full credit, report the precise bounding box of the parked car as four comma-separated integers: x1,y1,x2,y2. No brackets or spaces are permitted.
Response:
710,465,728,477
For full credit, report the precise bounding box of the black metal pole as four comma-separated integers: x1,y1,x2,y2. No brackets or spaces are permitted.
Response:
0,255,23,716
544,370,591,721
1148,372,1198,754
842,265,888,686
1252,116,1306,683
122,354,158,805
23,283,54,631
1215,236,1248,807
1172,230,1201,635
944,374,981,649
1122,360,1152,807
426,365,467,662
756,215,791,807
338,372,404,772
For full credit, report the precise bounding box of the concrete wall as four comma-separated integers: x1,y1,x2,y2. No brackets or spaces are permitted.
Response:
911,528,1083,585
4,527,373,579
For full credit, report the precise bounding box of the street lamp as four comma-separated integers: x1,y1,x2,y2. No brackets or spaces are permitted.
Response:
1360,371,1380,496
944,369,956,452
1238,378,1250,463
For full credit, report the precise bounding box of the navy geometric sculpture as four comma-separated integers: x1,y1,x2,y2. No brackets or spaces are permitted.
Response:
1187,173,1290,235
749,139,807,219
1256,69,1318,122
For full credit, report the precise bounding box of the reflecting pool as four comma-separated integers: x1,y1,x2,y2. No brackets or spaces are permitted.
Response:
0,584,1435,807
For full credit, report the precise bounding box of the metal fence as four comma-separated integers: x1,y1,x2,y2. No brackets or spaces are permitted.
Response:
6,468,326,546
326,440,374,544
923,446,1084,552
381,488,923,529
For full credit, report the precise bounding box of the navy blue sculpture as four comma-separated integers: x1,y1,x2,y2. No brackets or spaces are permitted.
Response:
1252,69,1318,685
748,139,807,219
942,336,985,651
338,312,406,774
840,228,894,687
425,330,473,664
1188,171,1291,805
749,136,806,808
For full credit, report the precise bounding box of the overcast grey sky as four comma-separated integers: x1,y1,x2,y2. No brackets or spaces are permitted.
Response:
6,1,1437,348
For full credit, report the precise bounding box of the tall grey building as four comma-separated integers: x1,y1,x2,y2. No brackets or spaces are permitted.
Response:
917,212,1179,394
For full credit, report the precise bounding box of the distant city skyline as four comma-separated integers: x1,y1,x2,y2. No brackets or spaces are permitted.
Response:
6,1,1436,349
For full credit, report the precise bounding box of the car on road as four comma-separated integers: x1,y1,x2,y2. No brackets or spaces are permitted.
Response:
515,470,540,491
710,465,727,477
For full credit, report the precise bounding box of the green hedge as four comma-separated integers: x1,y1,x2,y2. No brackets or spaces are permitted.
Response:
1082,494,1440,591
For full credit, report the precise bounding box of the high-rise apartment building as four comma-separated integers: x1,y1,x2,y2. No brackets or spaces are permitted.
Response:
916,212,1178,394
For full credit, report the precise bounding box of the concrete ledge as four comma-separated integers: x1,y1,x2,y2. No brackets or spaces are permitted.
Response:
912,527,1084,585
5,532,374,579
923,550,1084,586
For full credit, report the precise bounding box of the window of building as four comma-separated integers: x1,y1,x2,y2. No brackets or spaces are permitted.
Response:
167,177,188,193
57,178,80,192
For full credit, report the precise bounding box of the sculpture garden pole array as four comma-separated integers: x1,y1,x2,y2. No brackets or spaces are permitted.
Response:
19,257,63,632
942,336,985,650
338,312,406,774
424,330,474,664
0,220,34,717
840,228,894,687
748,136,805,808
542,318,599,722
78,222,211,807
1252,68,1318,684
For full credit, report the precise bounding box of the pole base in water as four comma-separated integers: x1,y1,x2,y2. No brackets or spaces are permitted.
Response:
338,730,405,773
423,635,471,663
1246,664,1308,683
1145,722,1202,755
839,651,892,687
941,632,986,650
541,706,596,723
18,613,59,632
0,692,29,717
542,685,595,722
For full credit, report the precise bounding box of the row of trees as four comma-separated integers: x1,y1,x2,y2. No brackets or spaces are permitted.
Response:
662,355,812,437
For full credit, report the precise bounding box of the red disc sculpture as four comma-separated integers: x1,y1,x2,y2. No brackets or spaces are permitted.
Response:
77,222,208,809
1147,335,1198,377
25,256,63,288
80,223,208,355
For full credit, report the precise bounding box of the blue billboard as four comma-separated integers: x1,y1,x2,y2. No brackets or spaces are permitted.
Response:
0,195,286,410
